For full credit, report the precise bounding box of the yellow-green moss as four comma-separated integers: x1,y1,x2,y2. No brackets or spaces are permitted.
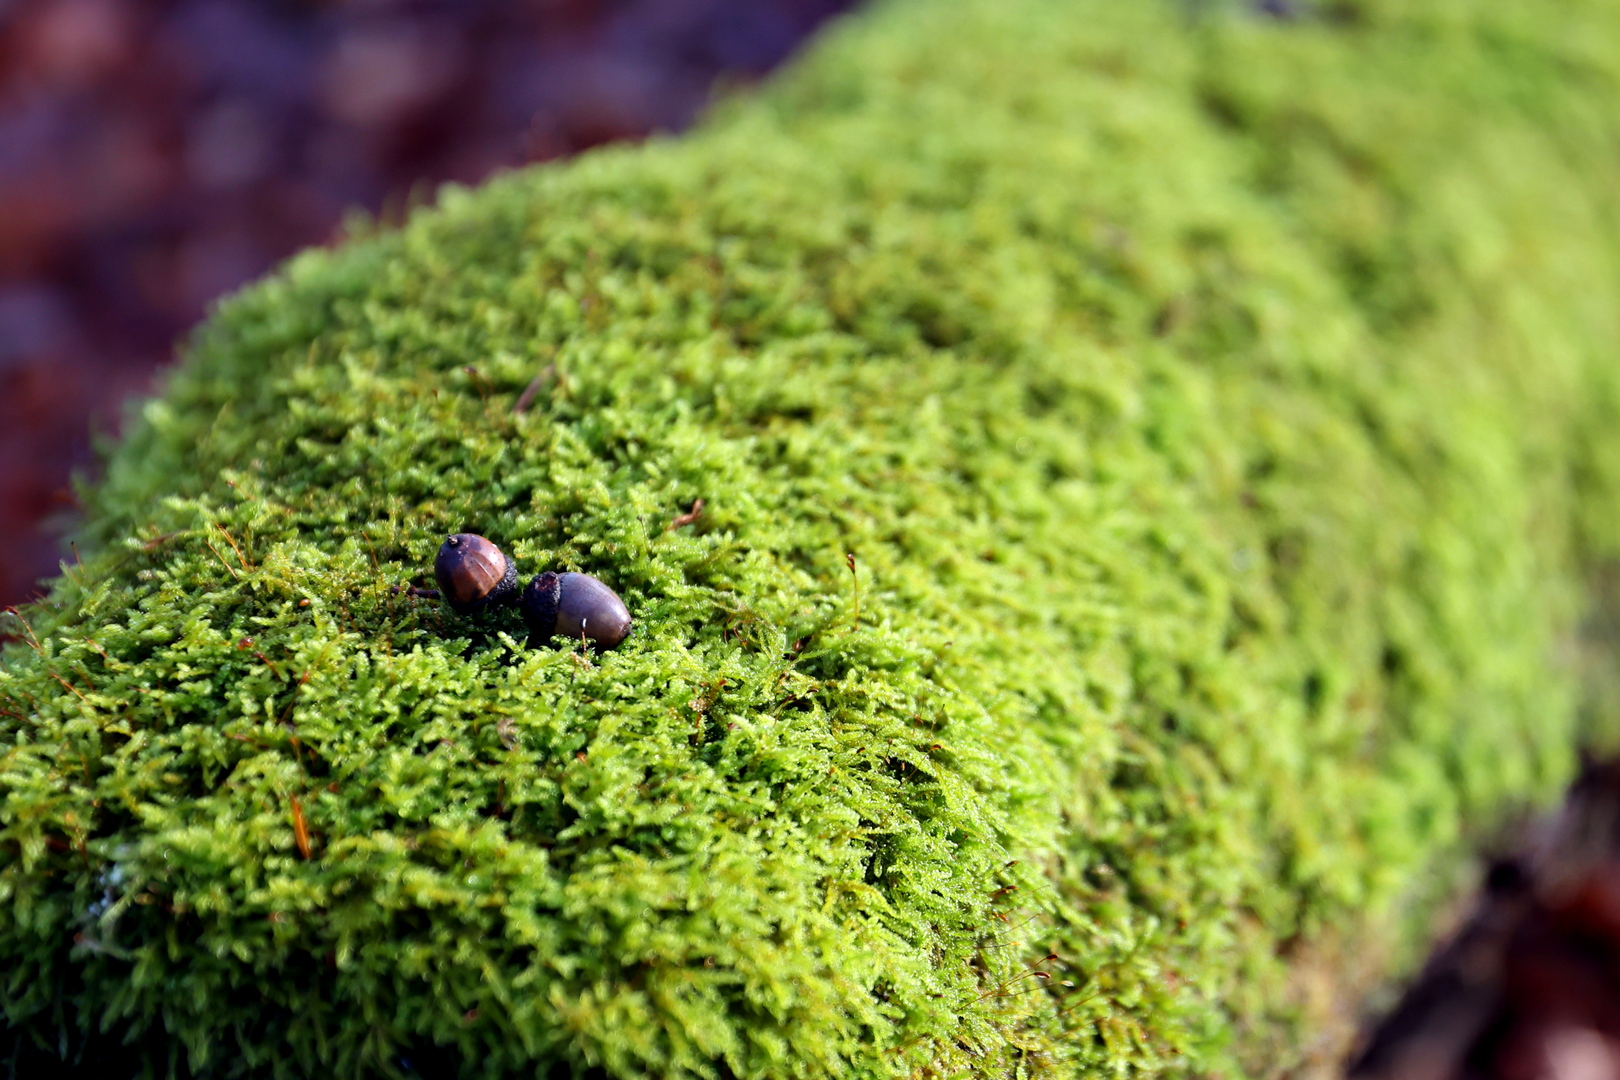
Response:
6,0,1620,1076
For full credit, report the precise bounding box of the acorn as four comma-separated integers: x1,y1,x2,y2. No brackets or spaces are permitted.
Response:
521,571,632,651
434,534,519,615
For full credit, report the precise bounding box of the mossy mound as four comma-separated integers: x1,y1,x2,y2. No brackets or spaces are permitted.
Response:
6,0,1620,1076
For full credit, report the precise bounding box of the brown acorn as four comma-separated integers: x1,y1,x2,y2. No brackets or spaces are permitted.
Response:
521,571,632,651
433,534,519,615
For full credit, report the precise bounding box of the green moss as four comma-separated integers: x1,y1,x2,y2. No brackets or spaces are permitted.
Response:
6,0,1620,1076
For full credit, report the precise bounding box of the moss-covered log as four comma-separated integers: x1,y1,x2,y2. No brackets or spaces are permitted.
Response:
6,0,1620,1076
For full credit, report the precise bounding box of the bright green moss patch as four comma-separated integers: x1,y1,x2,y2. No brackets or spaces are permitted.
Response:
7,0,1620,1076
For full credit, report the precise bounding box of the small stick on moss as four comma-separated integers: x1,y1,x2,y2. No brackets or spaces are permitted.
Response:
846,553,860,632
49,672,87,703
360,530,381,576
216,524,252,571
667,498,705,531
4,609,42,654
289,794,311,860
463,366,493,401
254,653,285,681
277,667,317,731
514,364,556,413
203,536,240,579
221,476,256,502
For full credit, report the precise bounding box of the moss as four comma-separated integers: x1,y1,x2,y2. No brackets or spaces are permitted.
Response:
6,0,1620,1076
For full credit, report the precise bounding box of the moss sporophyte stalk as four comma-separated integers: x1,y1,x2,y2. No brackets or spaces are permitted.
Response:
7,0,1620,1076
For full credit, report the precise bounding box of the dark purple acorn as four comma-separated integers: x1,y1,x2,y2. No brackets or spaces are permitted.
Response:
434,534,519,615
521,571,632,651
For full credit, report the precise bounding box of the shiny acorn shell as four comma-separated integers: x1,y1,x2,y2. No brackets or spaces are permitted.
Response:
434,534,519,615
521,571,632,651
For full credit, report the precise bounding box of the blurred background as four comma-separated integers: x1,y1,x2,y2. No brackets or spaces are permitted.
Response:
0,0,857,610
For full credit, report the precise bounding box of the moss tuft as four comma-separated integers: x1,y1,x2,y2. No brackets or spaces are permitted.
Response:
6,0,1620,1076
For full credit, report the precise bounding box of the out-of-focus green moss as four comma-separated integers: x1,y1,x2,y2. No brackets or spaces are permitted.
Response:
5,0,1620,1076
